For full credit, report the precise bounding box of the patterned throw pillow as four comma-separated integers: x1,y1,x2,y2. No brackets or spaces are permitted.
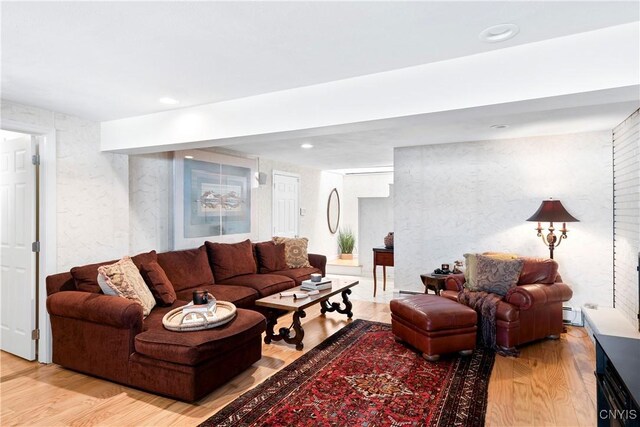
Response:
475,254,525,296
463,252,519,291
97,256,156,317
272,236,311,268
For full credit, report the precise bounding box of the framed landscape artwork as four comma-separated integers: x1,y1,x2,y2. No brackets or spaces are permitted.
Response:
172,150,257,249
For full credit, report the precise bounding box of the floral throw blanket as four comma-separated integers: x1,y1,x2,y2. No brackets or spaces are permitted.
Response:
457,289,519,357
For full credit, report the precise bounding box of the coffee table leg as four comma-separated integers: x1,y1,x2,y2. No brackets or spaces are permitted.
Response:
263,309,306,351
320,288,353,319
264,311,277,344
290,310,305,351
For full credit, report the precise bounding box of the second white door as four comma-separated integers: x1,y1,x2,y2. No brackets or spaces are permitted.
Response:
272,172,299,238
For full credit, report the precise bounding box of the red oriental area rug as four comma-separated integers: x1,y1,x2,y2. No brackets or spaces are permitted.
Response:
200,319,495,427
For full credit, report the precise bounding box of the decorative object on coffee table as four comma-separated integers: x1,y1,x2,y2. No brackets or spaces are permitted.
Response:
383,231,394,248
199,320,495,427
526,198,579,259
337,227,355,260
162,301,236,331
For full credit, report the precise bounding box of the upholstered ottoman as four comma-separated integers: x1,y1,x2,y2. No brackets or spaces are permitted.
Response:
390,295,477,361
128,307,266,401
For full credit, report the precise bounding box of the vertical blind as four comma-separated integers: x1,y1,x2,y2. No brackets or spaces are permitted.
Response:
612,108,640,329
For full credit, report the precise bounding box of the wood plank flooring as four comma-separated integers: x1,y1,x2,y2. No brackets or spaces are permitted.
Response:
0,300,596,426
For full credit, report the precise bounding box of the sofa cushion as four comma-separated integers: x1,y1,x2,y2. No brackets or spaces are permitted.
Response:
272,236,311,268
205,240,257,281
175,285,258,309
217,274,295,297
255,241,287,273
475,255,524,296
140,261,177,306
157,246,214,291
518,258,558,284
136,308,266,366
70,250,157,293
270,267,321,286
97,257,156,317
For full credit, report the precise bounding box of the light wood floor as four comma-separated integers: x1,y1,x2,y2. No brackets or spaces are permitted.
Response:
0,300,596,426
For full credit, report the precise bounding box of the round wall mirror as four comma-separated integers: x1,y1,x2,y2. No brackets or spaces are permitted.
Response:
327,188,340,234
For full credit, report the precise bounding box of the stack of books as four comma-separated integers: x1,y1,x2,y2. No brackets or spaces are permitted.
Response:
300,278,332,291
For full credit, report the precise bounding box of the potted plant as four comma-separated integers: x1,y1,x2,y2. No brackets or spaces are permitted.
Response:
337,228,356,260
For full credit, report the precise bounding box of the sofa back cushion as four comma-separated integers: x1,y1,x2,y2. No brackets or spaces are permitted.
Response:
206,239,257,282
140,261,177,306
518,258,558,284
70,250,157,293
255,241,287,273
157,246,214,291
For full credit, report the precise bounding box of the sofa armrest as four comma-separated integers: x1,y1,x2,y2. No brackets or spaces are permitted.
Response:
308,253,327,276
444,274,465,292
504,282,573,310
46,291,143,330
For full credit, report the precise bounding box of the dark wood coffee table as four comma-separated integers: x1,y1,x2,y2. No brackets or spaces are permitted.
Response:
255,279,359,350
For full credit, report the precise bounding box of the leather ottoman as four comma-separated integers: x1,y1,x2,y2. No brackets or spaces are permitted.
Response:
390,295,477,361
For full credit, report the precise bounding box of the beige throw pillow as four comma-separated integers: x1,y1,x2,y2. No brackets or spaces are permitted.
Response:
97,256,156,317
475,254,524,296
463,253,479,290
272,236,311,268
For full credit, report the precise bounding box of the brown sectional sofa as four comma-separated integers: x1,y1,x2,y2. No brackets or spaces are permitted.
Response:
46,240,326,402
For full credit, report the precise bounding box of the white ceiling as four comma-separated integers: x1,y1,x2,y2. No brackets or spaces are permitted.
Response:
2,2,639,170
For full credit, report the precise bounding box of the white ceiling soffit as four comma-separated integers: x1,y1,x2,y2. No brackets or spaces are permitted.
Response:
219,90,639,170
100,22,640,153
2,1,639,121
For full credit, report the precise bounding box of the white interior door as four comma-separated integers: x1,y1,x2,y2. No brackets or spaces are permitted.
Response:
0,135,36,360
272,172,299,237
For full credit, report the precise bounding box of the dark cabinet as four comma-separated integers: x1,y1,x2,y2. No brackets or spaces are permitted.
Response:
595,334,640,427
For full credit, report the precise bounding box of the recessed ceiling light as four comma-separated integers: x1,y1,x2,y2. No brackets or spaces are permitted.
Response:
184,155,194,159
301,143,313,149
490,124,509,129
158,97,180,105
479,24,519,43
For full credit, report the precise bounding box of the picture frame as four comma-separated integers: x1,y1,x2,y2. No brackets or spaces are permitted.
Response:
172,149,257,250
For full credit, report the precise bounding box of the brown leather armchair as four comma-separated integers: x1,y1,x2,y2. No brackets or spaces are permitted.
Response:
441,257,573,351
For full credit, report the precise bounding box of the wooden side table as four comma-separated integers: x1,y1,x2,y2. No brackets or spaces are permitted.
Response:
420,274,447,295
372,247,393,297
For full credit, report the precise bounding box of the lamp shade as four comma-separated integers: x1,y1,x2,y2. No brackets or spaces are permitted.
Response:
526,199,579,223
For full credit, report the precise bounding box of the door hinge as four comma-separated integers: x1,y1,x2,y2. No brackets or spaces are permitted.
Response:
31,154,40,166
31,329,40,340
32,241,40,252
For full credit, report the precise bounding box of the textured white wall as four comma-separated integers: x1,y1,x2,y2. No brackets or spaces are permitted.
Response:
1,100,130,271
258,158,343,257
129,153,172,254
342,173,393,256
395,131,614,308
359,185,394,276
